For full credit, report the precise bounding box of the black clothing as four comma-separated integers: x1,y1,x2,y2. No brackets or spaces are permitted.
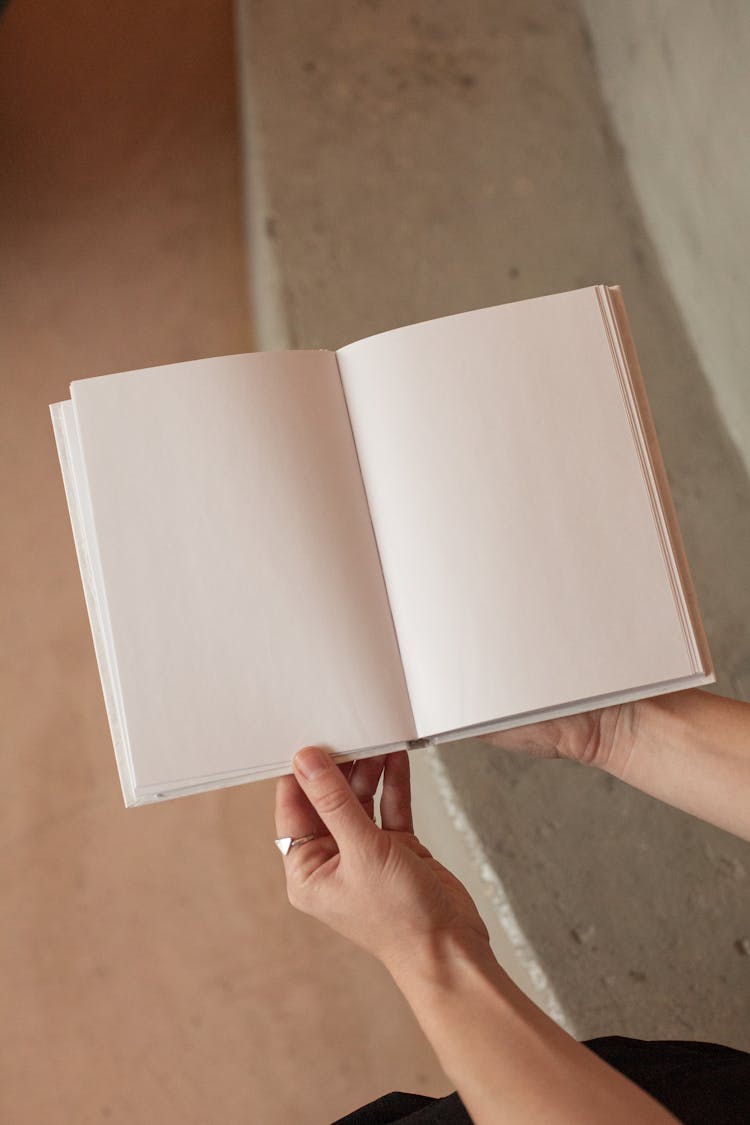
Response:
332,1037,750,1125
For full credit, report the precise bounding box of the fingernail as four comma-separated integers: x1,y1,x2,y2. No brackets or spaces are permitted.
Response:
294,746,330,780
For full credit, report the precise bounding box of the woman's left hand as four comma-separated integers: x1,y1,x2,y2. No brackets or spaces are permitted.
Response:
274,747,490,975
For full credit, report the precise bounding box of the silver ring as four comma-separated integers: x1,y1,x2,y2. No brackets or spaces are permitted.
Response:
274,833,320,856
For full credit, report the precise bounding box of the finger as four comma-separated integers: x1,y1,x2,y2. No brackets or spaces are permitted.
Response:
481,722,557,756
274,772,323,842
481,716,573,760
347,755,386,819
293,745,377,855
274,772,339,880
379,750,413,834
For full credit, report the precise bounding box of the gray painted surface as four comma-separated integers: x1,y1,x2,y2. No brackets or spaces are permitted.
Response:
409,746,569,1026
581,0,750,479
237,0,750,1046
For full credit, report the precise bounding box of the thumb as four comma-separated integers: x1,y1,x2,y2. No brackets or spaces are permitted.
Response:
293,746,377,853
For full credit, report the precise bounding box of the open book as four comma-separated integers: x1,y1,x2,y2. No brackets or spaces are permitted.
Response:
51,286,713,806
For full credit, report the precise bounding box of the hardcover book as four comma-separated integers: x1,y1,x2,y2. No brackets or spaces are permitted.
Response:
50,285,713,806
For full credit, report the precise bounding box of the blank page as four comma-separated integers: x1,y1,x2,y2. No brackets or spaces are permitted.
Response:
71,351,415,792
337,288,696,737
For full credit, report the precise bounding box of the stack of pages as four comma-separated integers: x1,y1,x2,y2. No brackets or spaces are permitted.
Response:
51,286,713,806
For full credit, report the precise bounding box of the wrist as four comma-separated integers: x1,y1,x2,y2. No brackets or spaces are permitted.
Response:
384,926,501,996
596,691,703,780
589,698,647,776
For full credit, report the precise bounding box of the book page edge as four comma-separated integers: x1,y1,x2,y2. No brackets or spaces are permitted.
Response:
50,401,137,807
427,670,716,746
129,739,414,806
604,286,714,680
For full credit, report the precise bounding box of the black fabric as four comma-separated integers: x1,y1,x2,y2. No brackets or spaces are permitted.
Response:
585,1037,750,1125
331,1091,470,1125
330,1036,750,1125
331,1090,471,1125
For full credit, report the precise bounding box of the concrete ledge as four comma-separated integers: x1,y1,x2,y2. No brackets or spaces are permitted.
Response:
235,0,750,1047
410,746,569,1029
582,1,750,481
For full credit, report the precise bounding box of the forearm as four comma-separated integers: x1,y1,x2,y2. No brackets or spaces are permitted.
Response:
388,933,677,1125
602,690,750,841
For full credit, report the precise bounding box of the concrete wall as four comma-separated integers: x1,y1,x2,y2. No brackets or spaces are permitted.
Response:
581,0,750,476
237,0,750,1047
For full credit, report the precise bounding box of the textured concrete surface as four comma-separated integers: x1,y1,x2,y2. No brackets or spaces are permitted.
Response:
0,4,450,1123
582,0,750,478
409,746,568,1026
239,0,750,1048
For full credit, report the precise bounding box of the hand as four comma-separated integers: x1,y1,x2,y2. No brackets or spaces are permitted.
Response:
480,700,639,771
274,747,490,975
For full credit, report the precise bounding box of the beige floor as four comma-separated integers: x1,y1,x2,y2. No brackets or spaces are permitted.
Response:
0,5,449,1122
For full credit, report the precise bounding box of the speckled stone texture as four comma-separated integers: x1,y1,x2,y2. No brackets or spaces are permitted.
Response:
240,0,750,1048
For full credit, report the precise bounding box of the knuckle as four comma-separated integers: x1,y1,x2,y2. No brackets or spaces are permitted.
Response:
312,783,350,818
393,795,411,821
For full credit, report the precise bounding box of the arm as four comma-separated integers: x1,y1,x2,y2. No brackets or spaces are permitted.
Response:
275,748,678,1125
390,931,677,1125
483,689,750,843
602,690,750,842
